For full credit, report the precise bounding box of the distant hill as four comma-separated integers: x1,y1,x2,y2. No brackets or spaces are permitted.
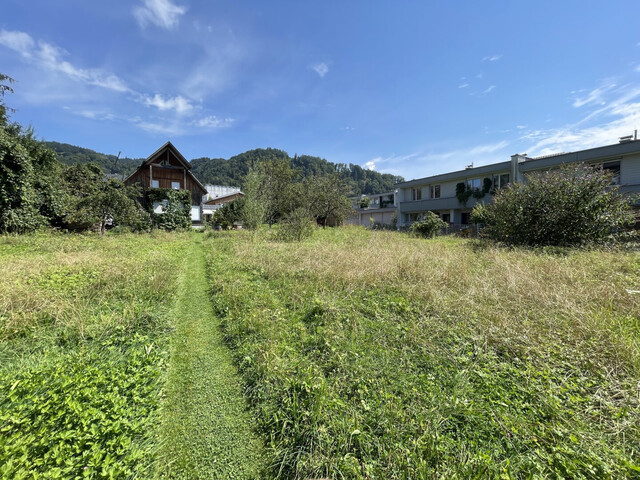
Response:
191,148,404,195
44,142,404,195
44,141,143,178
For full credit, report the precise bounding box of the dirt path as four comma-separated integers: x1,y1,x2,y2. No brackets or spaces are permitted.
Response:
156,235,264,479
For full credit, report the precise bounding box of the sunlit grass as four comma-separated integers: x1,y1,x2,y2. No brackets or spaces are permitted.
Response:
204,226,640,478
0,231,190,478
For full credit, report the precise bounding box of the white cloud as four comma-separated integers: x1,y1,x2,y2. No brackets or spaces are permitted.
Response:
311,62,329,78
0,30,129,92
0,30,35,55
193,115,234,128
572,83,616,107
483,54,502,62
135,120,184,135
370,141,512,180
143,93,194,114
458,83,469,89
364,160,376,171
522,84,640,156
467,140,509,156
133,0,187,30
483,85,496,94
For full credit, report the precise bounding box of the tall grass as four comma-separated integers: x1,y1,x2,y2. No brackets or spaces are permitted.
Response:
0,231,190,478
204,226,640,478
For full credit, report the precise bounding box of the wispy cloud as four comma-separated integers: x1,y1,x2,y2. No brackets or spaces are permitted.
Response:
483,54,502,62
522,83,640,156
143,93,194,114
193,115,234,128
0,29,241,136
133,0,187,30
135,120,185,135
458,83,469,89
0,30,129,92
572,83,616,107
310,62,329,78
370,141,511,179
483,85,496,94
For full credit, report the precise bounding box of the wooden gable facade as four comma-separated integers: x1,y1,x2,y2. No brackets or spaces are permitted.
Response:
124,141,207,206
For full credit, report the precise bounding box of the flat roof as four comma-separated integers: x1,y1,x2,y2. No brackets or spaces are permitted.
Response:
395,140,640,188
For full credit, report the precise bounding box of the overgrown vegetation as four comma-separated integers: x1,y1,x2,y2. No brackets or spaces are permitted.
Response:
204,227,640,479
472,163,635,246
0,232,191,478
409,211,447,238
238,158,353,234
146,188,191,231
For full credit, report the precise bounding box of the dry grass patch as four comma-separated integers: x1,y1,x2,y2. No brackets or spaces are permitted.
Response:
205,227,640,479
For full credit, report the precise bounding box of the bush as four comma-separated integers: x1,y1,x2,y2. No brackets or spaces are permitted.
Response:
277,207,315,241
148,189,191,231
409,211,447,238
472,163,635,246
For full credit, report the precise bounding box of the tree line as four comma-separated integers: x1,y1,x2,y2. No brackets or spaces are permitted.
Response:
191,149,403,196
45,142,404,196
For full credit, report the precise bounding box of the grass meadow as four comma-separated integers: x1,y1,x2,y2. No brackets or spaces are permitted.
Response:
1,227,639,479
204,226,640,479
0,232,191,478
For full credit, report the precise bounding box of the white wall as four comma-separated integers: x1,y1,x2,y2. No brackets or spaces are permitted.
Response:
622,154,640,185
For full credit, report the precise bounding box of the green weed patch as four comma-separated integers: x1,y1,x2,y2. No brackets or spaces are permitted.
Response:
0,232,189,478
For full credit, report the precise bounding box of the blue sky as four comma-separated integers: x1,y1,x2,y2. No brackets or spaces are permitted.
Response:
2,1,640,180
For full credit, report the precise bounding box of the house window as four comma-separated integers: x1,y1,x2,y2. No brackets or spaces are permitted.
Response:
461,212,471,225
171,181,180,190
430,185,441,198
492,173,510,190
602,161,621,185
151,179,159,188
411,188,422,201
467,178,482,190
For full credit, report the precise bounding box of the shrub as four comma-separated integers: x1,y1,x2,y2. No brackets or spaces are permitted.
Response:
472,163,635,246
148,189,191,231
409,211,447,238
277,207,315,242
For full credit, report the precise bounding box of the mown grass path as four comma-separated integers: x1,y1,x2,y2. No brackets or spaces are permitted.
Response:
156,235,264,479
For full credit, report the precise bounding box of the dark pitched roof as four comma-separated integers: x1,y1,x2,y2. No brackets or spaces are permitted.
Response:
143,141,192,169
124,141,207,194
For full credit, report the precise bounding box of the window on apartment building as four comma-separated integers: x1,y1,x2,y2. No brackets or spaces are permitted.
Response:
151,179,159,188
602,161,621,185
492,173,510,189
430,185,441,198
467,178,482,190
171,181,180,190
461,212,471,225
441,213,450,223
411,188,422,201
405,212,421,222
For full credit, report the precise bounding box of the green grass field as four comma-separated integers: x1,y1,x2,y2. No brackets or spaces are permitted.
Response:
1,228,639,479
204,227,640,479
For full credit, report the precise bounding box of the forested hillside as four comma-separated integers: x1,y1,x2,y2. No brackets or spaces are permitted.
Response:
44,141,142,177
192,149,404,195
45,142,403,195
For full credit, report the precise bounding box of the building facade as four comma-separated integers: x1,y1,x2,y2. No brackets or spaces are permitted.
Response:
395,139,640,228
347,191,397,227
124,142,207,223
